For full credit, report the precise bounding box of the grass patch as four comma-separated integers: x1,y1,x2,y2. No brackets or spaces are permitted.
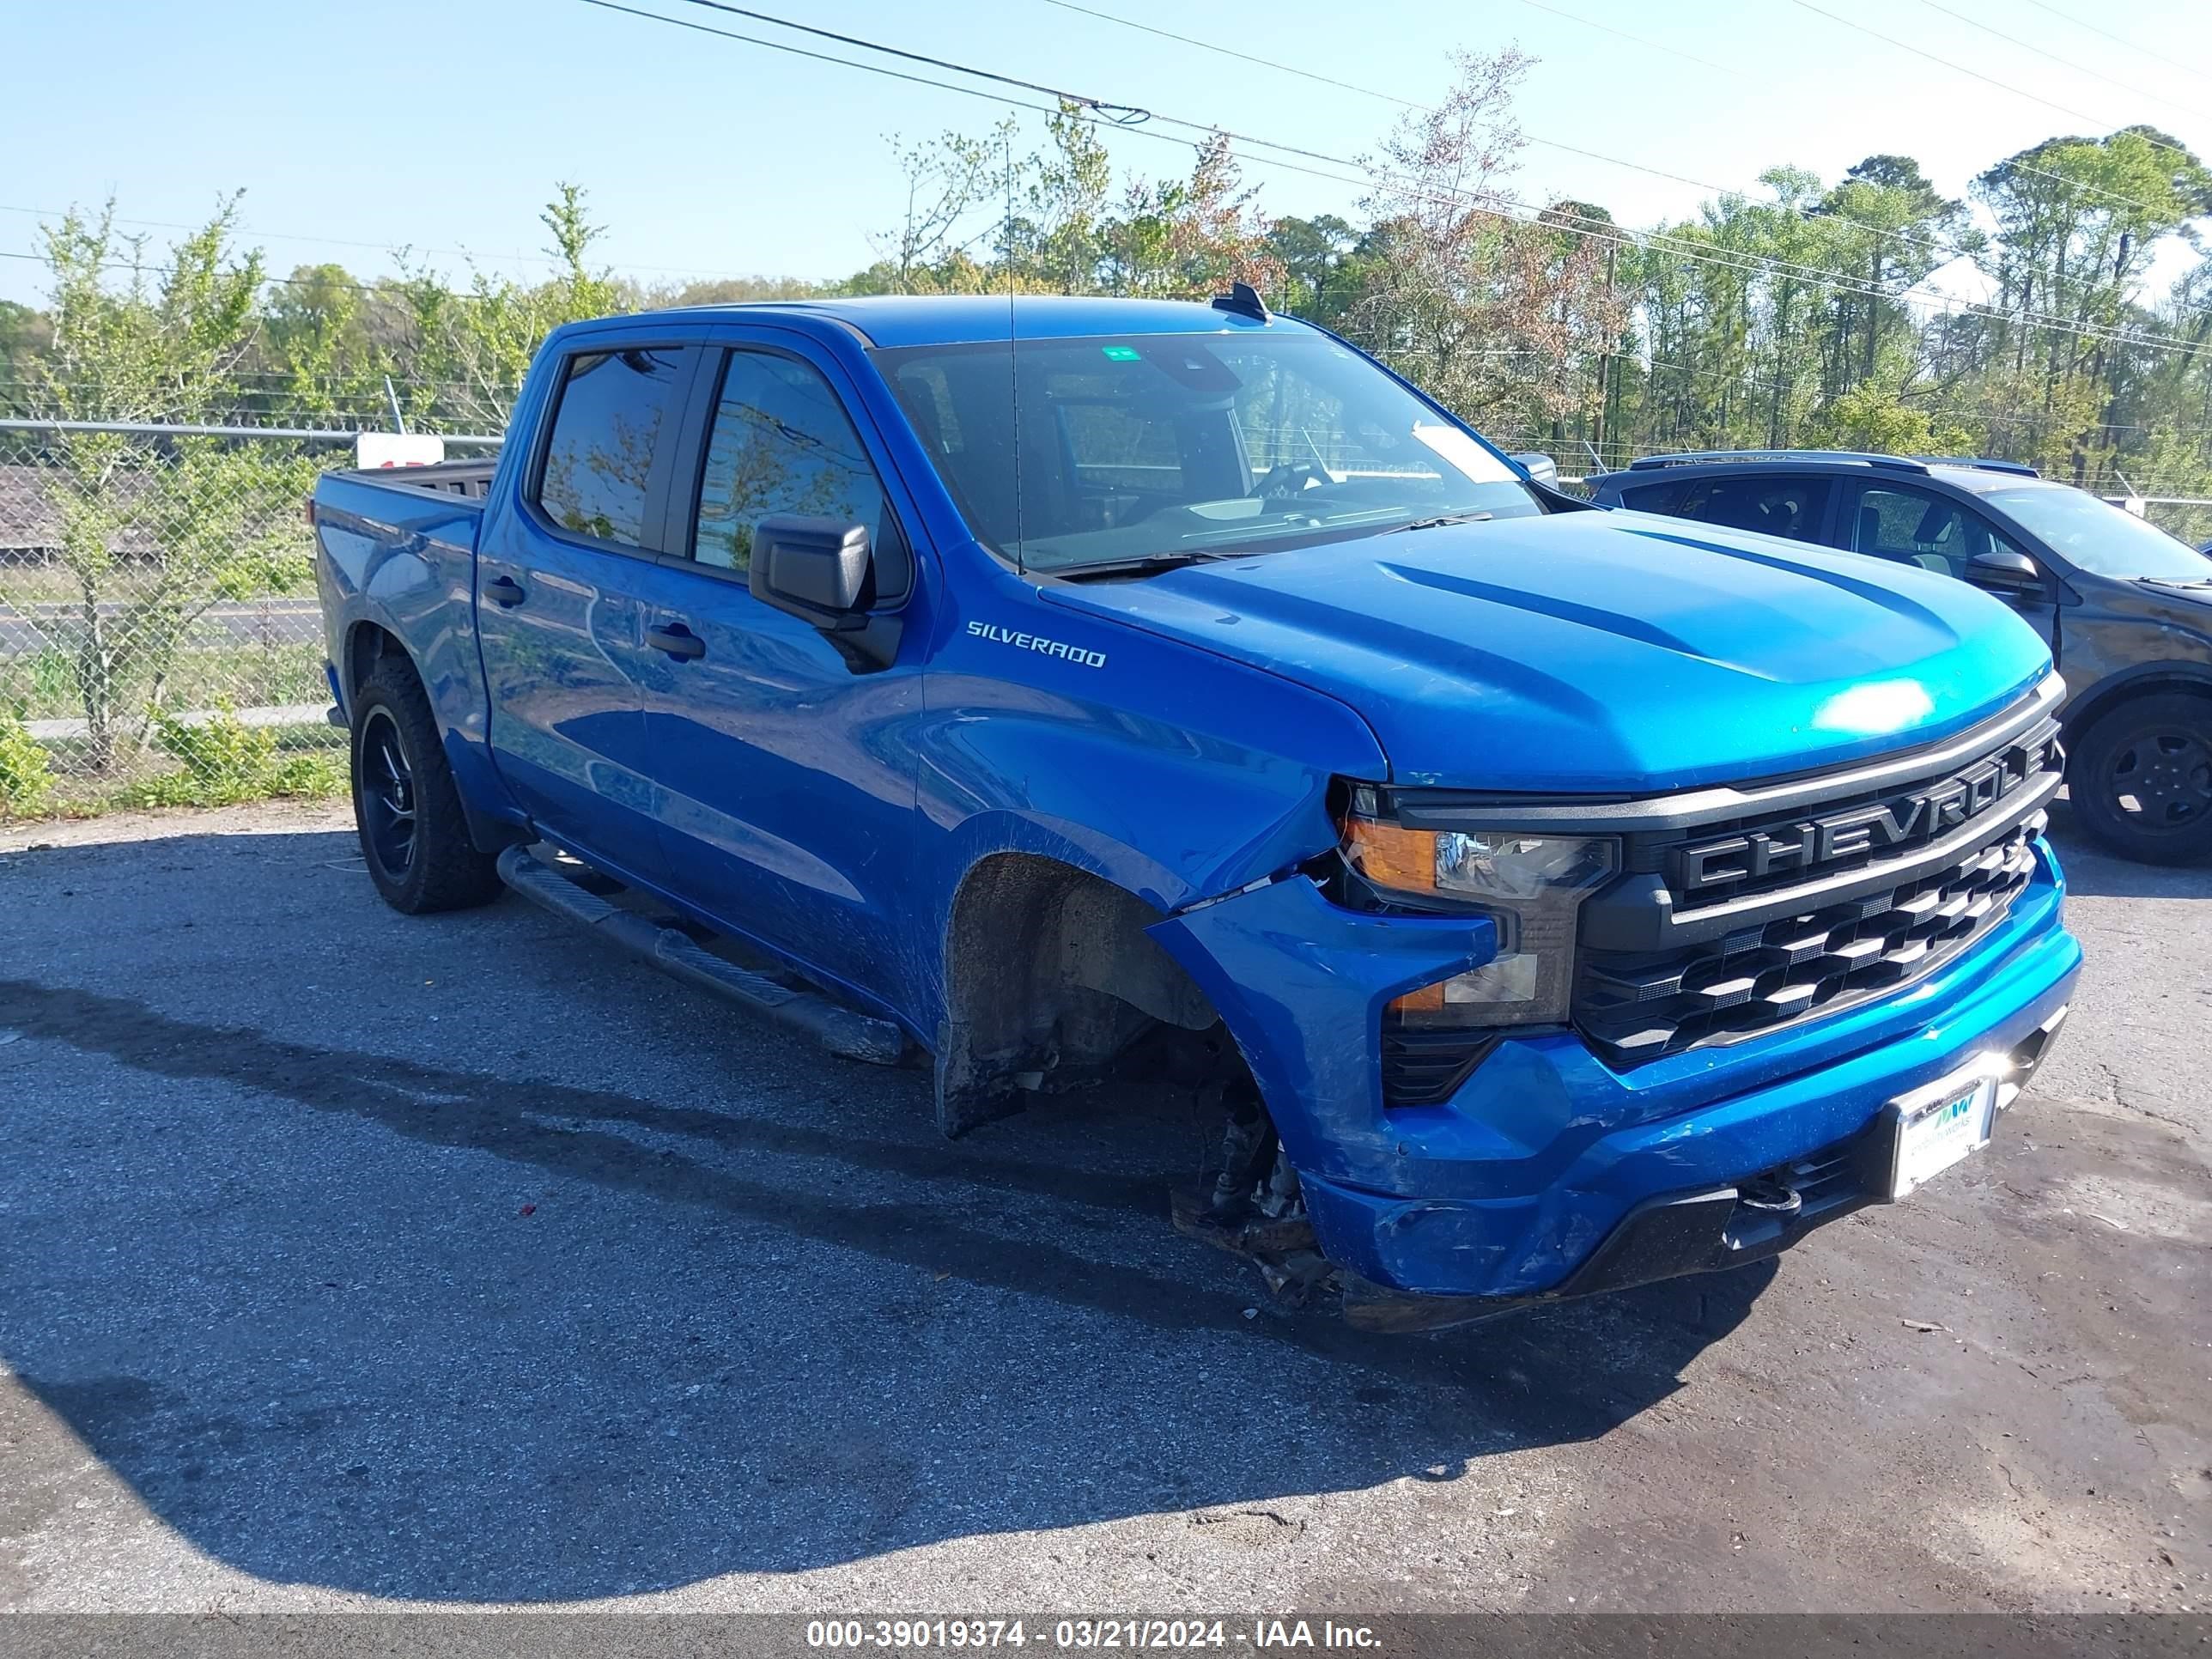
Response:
0,714,348,821
121,748,347,810
118,702,348,808
0,704,54,817
0,640,328,723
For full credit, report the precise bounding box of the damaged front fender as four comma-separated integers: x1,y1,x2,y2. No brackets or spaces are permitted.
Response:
1145,875,1497,1193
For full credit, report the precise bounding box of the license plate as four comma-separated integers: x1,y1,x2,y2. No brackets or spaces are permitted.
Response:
1885,1066,1999,1200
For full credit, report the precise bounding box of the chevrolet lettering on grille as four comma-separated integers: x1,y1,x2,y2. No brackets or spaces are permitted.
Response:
1672,732,2059,896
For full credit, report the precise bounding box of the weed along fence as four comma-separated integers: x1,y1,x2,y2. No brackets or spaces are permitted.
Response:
0,420,499,817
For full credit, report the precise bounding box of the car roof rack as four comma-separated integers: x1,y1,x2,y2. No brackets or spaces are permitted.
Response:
1911,456,2041,477
1623,449,1931,474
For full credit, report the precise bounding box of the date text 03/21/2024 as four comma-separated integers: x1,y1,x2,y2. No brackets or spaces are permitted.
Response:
804,1618,1382,1650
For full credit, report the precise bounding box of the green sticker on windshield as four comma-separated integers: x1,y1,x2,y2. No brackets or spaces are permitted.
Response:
1101,345,1142,362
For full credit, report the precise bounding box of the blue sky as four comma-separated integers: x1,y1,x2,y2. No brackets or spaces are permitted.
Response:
2,0,2207,307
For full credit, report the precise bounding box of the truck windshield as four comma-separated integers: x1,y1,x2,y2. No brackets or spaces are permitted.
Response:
874,332,1540,573
1983,484,2212,583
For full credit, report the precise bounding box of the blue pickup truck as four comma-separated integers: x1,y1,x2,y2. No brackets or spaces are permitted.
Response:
312,292,2081,1329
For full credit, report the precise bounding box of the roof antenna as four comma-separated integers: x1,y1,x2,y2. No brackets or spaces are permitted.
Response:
1211,281,1270,323
1006,125,1024,580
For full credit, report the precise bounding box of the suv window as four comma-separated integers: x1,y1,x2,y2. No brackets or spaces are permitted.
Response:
1612,479,1688,515
690,350,907,599
1845,483,2027,579
1638,474,1832,544
536,347,695,548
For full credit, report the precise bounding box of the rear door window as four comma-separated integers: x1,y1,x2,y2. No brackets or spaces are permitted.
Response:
1612,480,1688,515
534,346,696,549
1658,475,1832,544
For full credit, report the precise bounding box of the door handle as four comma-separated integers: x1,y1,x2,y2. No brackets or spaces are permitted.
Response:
646,623,707,661
483,574,526,607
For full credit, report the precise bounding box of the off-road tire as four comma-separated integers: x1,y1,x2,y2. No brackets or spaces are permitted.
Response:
350,659,502,913
2066,692,2212,866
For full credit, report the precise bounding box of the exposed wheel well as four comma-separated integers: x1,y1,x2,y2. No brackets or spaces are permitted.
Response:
343,623,522,860
2065,674,2212,758
933,852,1225,1137
345,622,412,708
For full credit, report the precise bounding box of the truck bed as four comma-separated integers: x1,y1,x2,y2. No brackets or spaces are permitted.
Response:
323,458,499,501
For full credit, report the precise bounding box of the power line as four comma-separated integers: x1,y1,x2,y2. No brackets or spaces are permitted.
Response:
0,244,541,307
1504,0,1740,77
1038,0,1414,112
1431,0,2187,222
1996,156,2177,219
588,0,2207,356
1909,0,2204,122
670,0,1151,121
1033,0,1979,283
1786,0,2200,169
1027,0,2196,331
1175,59,2189,347
797,7,2180,349
0,203,745,283
2012,0,2212,88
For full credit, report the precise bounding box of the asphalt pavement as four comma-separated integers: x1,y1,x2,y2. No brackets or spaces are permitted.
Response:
0,799,2204,1614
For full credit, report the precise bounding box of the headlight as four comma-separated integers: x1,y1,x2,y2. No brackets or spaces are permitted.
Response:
1340,791,1617,1029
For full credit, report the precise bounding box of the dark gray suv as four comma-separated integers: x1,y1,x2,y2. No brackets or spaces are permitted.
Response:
1589,452,2212,864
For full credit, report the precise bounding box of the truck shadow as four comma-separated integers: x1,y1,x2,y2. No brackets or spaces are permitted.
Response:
0,828,1772,1604
2042,806,2212,901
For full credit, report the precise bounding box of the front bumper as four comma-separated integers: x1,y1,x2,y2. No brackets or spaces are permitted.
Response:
1149,837,2081,1303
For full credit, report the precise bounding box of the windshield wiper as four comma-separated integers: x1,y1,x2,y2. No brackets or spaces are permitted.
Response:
1391,511,1494,533
1048,551,1237,582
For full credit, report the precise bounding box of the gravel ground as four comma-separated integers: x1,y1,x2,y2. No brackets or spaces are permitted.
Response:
0,799,2205,1615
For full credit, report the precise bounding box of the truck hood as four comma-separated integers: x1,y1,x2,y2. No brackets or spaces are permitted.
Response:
1041,511,2054,792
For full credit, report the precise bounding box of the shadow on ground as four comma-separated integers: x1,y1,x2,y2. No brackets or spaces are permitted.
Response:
2040,805,2212,900
0,827,1769,1601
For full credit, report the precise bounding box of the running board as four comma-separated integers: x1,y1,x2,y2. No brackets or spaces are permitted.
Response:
495,847,908,1066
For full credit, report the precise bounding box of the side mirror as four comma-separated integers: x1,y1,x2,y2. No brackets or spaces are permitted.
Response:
747,514,904,673
1510,452,1559,487
750,514,872,623
1966,546,2044,597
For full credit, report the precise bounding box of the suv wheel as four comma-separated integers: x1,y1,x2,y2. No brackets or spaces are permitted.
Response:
349,659,503,913
2067,693,2212,866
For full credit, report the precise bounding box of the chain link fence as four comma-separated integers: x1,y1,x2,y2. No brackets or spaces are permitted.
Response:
0,422,494,817
2134,498,2212,551
2,412,2203,823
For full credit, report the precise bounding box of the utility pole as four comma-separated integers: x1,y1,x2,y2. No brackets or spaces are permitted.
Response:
1593,245,1617,461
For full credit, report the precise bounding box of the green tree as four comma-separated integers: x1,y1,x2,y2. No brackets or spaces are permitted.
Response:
1973,128,2212,478
0,300,52,416
260,261,392,422
398,183,623,429
1815,155,1970,388
1808,380,1974,454
33,197,322,770
1264,214,1359,320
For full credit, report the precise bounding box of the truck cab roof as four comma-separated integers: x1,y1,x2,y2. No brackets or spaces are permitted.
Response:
634,294,1308,349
